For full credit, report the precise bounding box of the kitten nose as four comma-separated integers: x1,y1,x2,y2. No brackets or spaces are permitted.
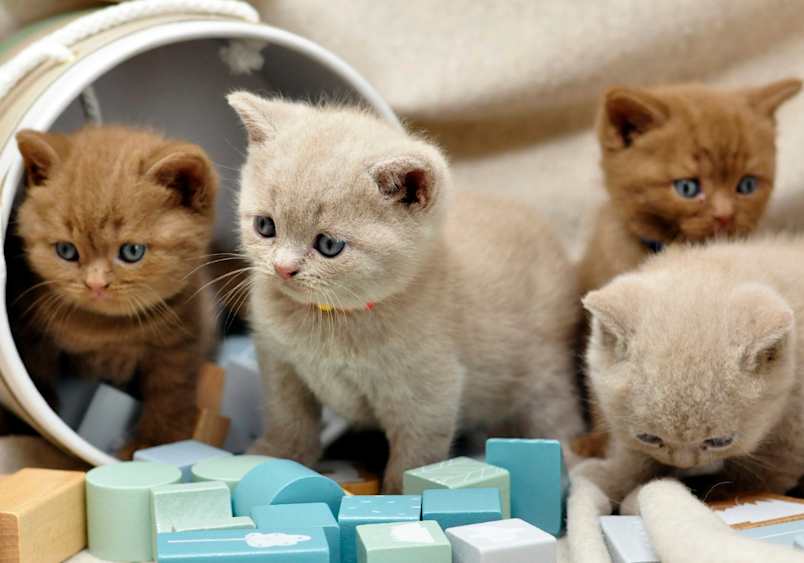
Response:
274,264,298,280
714,214,733,228
85,279,110,293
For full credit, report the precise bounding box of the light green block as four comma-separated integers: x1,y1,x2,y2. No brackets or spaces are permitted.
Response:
356,520,451,563
191,454,275,494
172,516,256,532
403,457,511,518
151,480,232,559
86,461,182,562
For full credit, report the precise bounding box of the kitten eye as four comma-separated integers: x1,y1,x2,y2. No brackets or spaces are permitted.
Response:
636,433,664,446
736,175,758,195
254,216,276,238
315,234,346,258
55,242,79,262
119,244,146,263
702,435,734,449
673,178,701,199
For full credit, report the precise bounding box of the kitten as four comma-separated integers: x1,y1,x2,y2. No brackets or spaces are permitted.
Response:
574,235,804,503
10,125,219,457
228,93,585,494
574,79,802,458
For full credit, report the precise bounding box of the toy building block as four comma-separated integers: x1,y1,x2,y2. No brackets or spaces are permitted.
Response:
252,503,340,563
356,520,451,563
191,455,276,494
486,439,568,535
422,488,503,530
338,495,422,563
445,518,557,563
192,408,231,448
403,456,511,518
795,534,804,549
86,461,182,561
219,354,265,452
134,439,232,482
76,383,141,454
157,527,330,562
738,520,804,547
232,459,344,519
173,516,256,532
709,492,804,529
197,362,227,411
151,481,232,559
314,460,380,496
599,516,659,563
0,468,86,563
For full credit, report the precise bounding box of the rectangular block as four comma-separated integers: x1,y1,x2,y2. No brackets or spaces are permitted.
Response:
338,496,421,563
795,534,804,549
77,383,141,454
486,439,567,534
193,409,231,449
134,440,232,482
403,457,510,518
423,488,502,530
0,468,86,563
252,503,340,563
197,362,227,411
445,518,557,563
356,520,451,563
709,492,804,529
600,516,659,563
738,520,804,547
173,517,255,533
157,528,329,562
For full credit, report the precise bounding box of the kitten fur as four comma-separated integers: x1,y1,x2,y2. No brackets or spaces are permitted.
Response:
574,235,804,503
574,79,801,458
10,125,218,456
228,93,585,493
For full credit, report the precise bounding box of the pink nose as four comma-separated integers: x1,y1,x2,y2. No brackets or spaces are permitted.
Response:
86,280,110,293
714,214,733,228
274,264,298,280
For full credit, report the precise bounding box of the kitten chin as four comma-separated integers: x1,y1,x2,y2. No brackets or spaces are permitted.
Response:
9,125,220,455
573,234,804,504
228,92,585,494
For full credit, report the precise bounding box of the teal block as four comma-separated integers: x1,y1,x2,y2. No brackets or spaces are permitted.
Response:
338,495,422,563
252,503,340,563
486,439,568,535
403,457,511,518
151,481,232,560
232,459,344,519
156,528,329,562
134,440,231,482
423,488,502,530
173,517,256,532
356,520,451,563
739,520,804,547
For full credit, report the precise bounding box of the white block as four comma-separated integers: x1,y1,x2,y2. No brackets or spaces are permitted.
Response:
600,516,659,563
77,383,141,454
445,518,556,563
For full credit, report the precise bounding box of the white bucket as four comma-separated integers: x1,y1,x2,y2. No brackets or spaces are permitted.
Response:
0,3,397,466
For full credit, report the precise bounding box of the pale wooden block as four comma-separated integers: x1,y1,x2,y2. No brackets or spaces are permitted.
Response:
197,362,226,411
0,468,86,563
192,408,232,449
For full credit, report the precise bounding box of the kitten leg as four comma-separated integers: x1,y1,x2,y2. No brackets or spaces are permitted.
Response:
571,446,664,505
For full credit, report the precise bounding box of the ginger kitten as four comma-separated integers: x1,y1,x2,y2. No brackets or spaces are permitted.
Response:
228,93,585,494
574,79,801,458
10,125,219,456
574,235,804,503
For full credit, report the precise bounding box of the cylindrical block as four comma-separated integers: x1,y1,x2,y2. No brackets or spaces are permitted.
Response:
86,461,182,562
191,454,275,494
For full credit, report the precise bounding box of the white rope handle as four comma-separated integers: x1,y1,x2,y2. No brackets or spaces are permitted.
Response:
0,0,260,104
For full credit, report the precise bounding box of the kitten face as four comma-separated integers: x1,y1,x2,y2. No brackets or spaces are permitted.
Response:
598,79,801,243
229,94,449,310
15,127,216,317
584,271,795,469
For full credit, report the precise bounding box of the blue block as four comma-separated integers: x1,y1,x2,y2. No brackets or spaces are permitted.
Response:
232,459,344,519
739,520,804,547
485,439,568,536
794,534,804,549
252,503,340,563
134,440,231,482
338,495,422,563
422,488,502,530
157,528,329,562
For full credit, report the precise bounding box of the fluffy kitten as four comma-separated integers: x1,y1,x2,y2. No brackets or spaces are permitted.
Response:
228,92,585,493
10,125,219,456
574,235,804,503
574,79,802,458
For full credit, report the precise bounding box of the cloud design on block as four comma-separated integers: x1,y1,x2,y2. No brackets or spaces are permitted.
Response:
245,533,312,548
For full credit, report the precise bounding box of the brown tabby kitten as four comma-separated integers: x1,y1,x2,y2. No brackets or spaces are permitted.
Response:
10,125,219,457
574,79,802,458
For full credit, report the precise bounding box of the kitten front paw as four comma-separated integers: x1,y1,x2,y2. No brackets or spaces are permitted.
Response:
381,472,403,495
247,435,322,467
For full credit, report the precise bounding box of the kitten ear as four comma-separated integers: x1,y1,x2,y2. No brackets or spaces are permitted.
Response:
583,283,640,357
599,87,669,150
743,78,802,119
729,284,794,371
369,155,441,208
16,129,66,186
227,92,307,144
145,145,217,214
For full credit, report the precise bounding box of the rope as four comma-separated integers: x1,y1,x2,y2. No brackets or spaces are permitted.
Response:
0,0,260,104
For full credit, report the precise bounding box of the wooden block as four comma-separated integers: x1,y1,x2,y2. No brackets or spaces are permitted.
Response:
445,518,557,563
0,468,86,563
197,362,227,411
191,455,275,494
251,503,340,563
193,408,231,448
338,495,422,563
314,460,380,496
356,521,450,563
599,516,659,563
709,492,804,529
134,439,232,482
157,528,330,561
422,488,502,531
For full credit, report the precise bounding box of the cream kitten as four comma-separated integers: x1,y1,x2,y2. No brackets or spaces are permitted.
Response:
574,235,804,503
227,92,585,493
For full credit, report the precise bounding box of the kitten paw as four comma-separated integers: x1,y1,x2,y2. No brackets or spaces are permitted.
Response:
247,436,322,467
380,473,403,495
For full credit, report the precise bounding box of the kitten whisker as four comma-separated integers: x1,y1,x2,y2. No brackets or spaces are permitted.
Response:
186,266,256,305
10,279,60,308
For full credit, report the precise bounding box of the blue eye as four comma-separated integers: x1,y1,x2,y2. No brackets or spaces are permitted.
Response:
673,178,701,199
254,216,276,238
315,234,346,258
55,242,78,262
737,175,758,195
636,433,664,446
702,435,734,449
119,244,146,263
